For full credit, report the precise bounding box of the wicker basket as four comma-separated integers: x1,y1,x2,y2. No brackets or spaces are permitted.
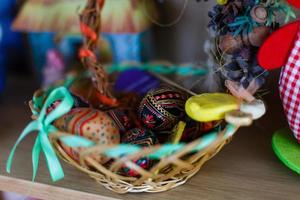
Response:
49,125,236,193
14,0,259,194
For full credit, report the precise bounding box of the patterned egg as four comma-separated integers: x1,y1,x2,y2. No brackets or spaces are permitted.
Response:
138,85,188,131
54,108,120,164
180,119,221,142
166,119,221,143
107,108,137,133
121,128,158,177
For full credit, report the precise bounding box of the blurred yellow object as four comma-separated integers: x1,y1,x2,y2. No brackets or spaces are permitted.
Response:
170,121,186,144
217,0,229,5
185,93,239,122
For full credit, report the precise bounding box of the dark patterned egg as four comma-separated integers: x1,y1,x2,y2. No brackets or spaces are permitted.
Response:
180,119,221,142
54,108,120,164
121,128,158,177
138,85,188,131
107,108,136,133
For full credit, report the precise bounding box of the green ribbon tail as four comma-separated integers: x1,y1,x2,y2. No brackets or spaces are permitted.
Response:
32,138,41,181
6,120,39,174
40,130,64,182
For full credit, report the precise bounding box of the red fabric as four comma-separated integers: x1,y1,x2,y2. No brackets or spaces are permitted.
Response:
257,20,300,70
279,27,300,143
287,0,300,8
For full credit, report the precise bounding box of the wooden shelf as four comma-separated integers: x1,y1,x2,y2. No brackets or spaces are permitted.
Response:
1,75,300,200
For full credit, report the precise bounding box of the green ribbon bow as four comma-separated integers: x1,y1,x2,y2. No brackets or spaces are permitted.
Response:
7,87,79,182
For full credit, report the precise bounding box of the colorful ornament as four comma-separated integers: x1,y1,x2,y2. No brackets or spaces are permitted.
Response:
54,108,120,164
138,85,188,131
114,68,160,96
185,93,239,122
121,128,158,177
209,0,294,91
107,108,137,133
258,19,300,143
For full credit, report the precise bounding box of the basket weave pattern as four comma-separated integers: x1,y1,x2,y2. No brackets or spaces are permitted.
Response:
49,126,235,193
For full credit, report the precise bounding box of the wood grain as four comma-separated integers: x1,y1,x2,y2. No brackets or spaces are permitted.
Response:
0,73,300,200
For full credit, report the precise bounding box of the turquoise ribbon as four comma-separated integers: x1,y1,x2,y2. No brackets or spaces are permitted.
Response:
228,7,258,37
265,2,296,26
6,86,91,182
107,63,207,76
31,74,77,117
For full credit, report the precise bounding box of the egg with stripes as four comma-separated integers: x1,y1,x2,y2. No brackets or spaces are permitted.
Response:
54,108,120,164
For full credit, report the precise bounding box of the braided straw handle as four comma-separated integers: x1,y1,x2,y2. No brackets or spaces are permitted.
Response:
79,0,117,106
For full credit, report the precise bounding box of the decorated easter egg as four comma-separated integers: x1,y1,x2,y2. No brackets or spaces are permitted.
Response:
138,85,188,131
107,108,137,133
114,68,160,96
54,108,120,164
185,93,239,122
169,119,221,143
121,128,158,177
180,119,221,142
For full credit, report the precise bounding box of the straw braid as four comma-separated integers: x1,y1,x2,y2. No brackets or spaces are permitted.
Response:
79,0,117,107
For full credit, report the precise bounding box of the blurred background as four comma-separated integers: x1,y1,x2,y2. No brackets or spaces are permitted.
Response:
0,0,214,96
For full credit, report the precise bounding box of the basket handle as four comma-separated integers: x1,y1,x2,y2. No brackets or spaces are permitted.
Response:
79,0,118,107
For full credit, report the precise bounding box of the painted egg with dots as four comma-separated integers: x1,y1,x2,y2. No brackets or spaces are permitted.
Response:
138,85,188,131
54,108,120,164
121,128,158,177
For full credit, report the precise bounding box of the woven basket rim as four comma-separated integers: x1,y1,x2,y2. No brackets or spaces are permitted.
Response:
48,123,237,193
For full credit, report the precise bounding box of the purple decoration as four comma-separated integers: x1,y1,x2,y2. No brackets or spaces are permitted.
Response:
42,49,65,88
114,68,160,95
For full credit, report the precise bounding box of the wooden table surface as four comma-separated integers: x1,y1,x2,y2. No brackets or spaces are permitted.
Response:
0,73,300,200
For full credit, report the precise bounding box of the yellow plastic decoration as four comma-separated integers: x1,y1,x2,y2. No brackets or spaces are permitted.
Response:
185,93,239,122
169,121,186,144
217,0,229,5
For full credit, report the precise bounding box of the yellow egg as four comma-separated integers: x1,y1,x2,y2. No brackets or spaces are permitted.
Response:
185,93,239,122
